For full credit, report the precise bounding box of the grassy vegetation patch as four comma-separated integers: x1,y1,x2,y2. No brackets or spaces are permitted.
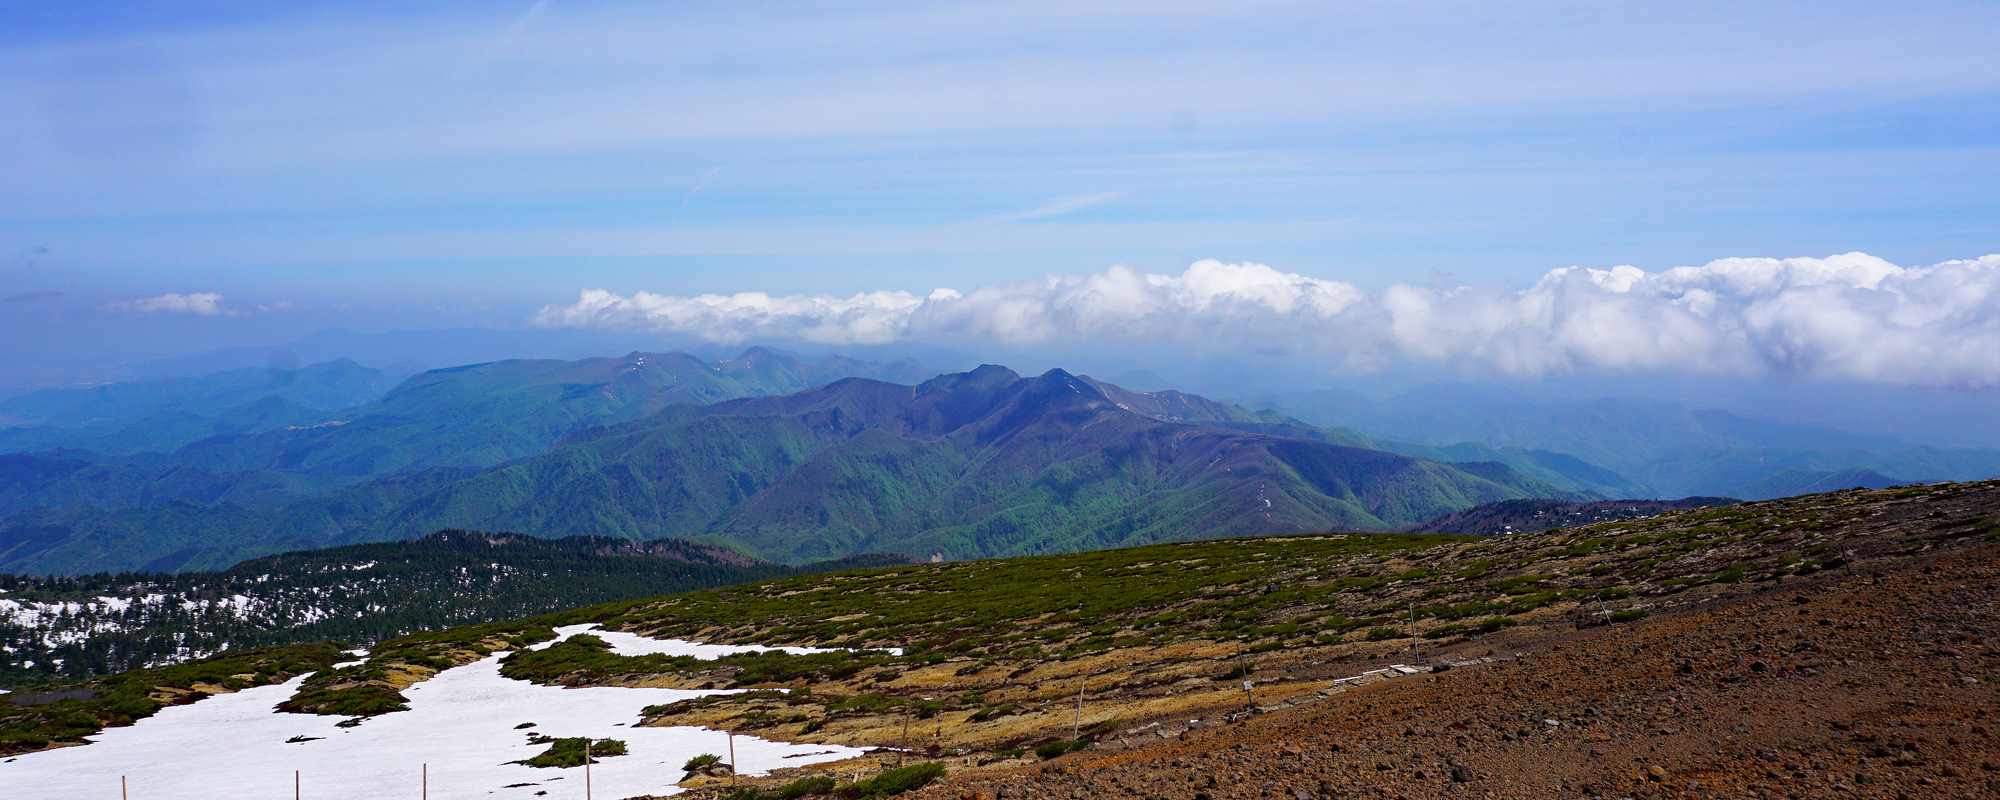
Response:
721,763,944,799
514,736,627,768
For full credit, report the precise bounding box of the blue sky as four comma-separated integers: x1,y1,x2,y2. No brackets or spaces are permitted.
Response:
3,0,1997,391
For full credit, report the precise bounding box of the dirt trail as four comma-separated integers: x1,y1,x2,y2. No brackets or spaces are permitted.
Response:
915,544,2000,799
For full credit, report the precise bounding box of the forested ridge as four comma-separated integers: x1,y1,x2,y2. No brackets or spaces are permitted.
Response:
0,530,903,684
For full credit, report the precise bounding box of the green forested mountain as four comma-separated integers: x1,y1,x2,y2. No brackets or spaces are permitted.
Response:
0,530,903,684
363,366,1579,562
0,361,1584,574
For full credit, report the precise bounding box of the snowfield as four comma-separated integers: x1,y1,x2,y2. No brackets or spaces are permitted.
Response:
1,627,872,799
577,624,905,658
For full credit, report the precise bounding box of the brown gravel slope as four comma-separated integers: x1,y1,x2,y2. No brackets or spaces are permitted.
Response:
919,542,2000,799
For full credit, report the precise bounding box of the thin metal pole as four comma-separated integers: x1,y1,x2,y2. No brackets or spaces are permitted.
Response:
422,763,427,800
295,769,300,800
1240,654,1254,709
1408,603,1419,664
121,775,128,800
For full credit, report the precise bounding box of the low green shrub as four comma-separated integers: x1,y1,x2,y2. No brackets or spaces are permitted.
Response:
514,737,627,768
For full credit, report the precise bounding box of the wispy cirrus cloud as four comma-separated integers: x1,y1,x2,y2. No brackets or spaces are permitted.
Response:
990,192,1123,223
534,252,2000,388
102,292,230,316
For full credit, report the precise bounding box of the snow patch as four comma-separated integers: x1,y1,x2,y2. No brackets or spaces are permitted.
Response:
1,628,868,799
552,624,905,658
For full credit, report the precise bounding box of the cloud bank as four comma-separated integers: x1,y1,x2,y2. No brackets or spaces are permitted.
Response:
533,253,2000,387
103,292,229,316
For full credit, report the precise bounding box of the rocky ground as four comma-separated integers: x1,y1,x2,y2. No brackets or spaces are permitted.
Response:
910,542,2000,799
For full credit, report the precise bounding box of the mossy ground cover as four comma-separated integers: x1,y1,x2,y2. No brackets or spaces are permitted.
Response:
602,533,1473,661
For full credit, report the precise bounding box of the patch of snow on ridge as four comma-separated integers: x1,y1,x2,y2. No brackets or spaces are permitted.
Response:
0,628,869,799
551,623,906,658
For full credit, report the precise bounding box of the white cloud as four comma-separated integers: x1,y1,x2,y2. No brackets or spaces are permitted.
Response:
532,288,926,345
102,292,230,316
535,253,2000,388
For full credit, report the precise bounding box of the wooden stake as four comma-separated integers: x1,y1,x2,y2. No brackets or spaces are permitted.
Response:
1072,675,1084,739
121,775,128,800
422,762,427,800
295,769,300,800
727,730,737,787
584,739,593,800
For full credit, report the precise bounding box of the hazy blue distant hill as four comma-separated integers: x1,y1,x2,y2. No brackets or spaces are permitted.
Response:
0,360,399,455
1265,388,2000,499
168,348,935,488
0,348,935,516
1736,468,1911,500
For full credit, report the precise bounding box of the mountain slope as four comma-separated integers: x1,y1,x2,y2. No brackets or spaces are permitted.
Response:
1409,496,1736,535
383,367,1575,562
11,481,1990,773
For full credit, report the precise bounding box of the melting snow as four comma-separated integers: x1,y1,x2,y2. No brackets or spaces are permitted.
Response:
565,624,905,658
1,627,871,799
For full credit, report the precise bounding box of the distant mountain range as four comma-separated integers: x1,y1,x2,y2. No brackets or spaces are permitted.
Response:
0,355,1586,573
364,365,1578,563
0,360,400,456
0,530,903,683
3,346,1989,576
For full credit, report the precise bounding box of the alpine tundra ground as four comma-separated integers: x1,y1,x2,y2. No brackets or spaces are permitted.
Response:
7,482,1997,799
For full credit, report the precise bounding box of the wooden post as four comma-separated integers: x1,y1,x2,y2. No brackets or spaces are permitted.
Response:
295,769,300,800
727,730,737,787
584,739,593,800
422,763,427,800
121,775,128,800
1072,676,1084,739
